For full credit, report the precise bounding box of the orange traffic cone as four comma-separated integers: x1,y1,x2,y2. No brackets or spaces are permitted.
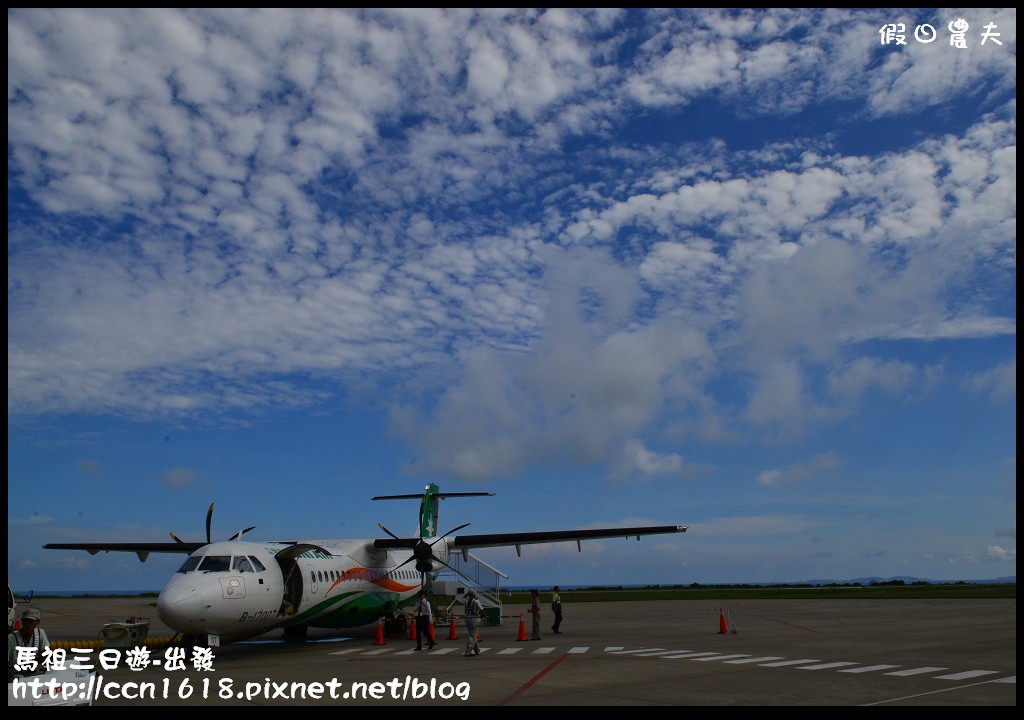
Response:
373,618,386,646
427,623,436,644
476,627,481,642
717,608,728,635
448,618,459,639
516,613,528,641
408,615,417,640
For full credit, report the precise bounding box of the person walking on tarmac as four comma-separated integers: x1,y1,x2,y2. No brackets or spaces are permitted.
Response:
550,586,563,634
528,589,542,640
463,590,483,656
413,591,435,651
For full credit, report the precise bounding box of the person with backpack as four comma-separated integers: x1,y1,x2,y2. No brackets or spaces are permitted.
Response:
463,590,483,656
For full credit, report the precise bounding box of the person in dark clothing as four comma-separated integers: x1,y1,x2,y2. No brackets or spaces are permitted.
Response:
550,586,563,634
413,591,435,651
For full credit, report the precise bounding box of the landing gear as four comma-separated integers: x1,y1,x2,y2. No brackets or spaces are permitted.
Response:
384,613,408,636
283,623,308,641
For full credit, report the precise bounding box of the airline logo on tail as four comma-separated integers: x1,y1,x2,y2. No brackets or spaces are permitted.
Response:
419,483,440,538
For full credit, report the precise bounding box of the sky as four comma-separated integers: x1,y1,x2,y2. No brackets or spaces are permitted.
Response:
7,8,1016,593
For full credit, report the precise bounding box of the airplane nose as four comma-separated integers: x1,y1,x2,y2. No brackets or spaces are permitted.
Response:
157,583,202,632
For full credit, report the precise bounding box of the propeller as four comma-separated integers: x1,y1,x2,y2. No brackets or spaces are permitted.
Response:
378,521,476,588
229,526,256,541
169,503,254,546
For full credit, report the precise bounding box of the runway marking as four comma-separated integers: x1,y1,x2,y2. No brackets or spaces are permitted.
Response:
498,651,572,706
326,644,1013,690
690,654,751,662
798,661,859,670
884,666,947,676
861,677,1017,705
933,670,1001,680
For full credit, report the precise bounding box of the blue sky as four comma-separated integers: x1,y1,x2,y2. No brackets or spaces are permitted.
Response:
7,8,1016,593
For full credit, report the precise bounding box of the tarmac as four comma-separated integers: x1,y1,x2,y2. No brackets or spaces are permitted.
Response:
12,595,1016,706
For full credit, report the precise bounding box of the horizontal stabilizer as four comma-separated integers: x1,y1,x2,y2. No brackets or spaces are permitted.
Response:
372,492,495,501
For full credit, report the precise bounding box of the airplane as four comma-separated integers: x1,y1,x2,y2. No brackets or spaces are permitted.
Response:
43,483,686,645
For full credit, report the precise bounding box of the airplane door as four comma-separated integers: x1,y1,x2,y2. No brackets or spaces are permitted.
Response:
269,543,331,613
271,556,302,614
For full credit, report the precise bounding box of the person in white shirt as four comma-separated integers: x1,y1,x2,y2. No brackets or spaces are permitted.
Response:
413,591,435,651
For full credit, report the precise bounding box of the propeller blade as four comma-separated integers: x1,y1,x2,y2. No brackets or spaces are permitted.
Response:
377,522,413,545
392,555,417,572
430,522,469,546
229,526,256,541
205,503,214,544
170,532,185,545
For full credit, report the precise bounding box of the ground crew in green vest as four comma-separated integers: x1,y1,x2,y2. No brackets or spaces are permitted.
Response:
551,586,563,633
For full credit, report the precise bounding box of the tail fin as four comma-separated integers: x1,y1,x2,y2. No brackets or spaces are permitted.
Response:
419,483,440,538
373,484,494,539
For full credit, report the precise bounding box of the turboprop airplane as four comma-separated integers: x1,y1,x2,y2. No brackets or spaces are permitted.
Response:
43,484,686,644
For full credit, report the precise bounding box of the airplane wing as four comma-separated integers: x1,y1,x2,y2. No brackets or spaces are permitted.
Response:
450,525,686,552
372,525,686,552
42,542,203,562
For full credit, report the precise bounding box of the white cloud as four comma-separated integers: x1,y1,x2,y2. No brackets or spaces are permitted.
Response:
756,452,839,487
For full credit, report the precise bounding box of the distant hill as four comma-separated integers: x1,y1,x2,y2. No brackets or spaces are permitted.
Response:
799,576,1016,586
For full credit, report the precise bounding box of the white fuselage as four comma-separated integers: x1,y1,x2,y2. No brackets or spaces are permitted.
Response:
156,540,428,637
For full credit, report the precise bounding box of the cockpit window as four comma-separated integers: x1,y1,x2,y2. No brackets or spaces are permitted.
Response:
197,555,231,572
249,556,267,573
176,556,202,574
232,556,254,573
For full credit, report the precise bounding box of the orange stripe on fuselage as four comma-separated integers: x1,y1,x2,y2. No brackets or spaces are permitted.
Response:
327,567,416,595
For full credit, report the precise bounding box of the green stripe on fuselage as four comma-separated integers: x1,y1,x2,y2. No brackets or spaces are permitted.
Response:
269,590,404,631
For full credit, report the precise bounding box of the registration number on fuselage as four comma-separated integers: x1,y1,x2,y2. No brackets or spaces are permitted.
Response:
238,610,278,623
